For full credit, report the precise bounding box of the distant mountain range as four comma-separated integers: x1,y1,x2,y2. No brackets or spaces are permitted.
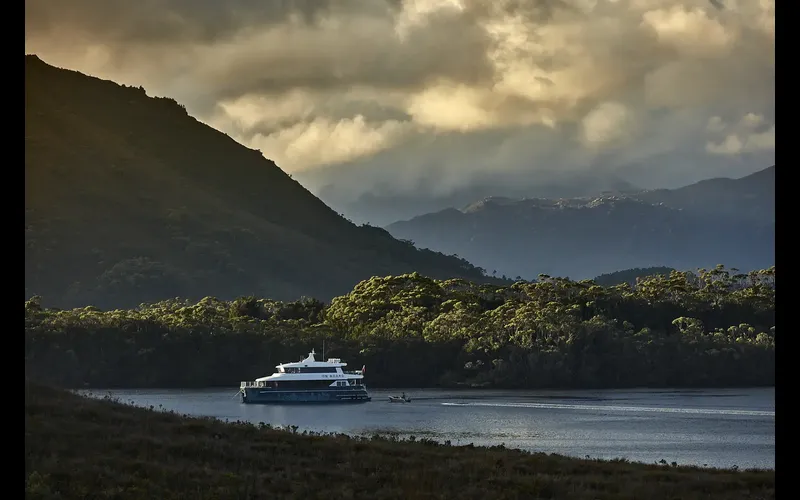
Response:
302,168,645,228
385,167,775,280
297,145,770,229
634,166,774,224
24,55,497,309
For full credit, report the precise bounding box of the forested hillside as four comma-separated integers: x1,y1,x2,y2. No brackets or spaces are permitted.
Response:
25,266,775,389
25,55,492,309
593,267,676,286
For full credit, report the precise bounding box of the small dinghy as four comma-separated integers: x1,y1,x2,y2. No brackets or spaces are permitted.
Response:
389,393,411,403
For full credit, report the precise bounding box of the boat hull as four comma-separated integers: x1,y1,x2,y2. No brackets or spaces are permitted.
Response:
241,387,371,404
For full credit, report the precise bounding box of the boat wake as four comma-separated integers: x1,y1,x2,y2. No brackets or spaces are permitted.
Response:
441,401,774,417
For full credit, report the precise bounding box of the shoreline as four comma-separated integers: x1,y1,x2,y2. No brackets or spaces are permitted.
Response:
91,397,780,473
72,386,775,472
26,382,776,499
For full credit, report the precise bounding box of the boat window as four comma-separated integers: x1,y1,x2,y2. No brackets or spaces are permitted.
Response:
297,367,338,374
280,366,337,374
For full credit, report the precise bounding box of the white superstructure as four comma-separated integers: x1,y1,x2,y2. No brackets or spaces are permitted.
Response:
242,350,365,389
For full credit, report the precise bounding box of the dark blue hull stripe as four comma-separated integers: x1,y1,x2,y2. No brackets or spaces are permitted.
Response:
241,388,371,404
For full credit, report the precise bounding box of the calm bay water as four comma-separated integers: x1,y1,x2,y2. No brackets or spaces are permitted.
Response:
78,387,774,470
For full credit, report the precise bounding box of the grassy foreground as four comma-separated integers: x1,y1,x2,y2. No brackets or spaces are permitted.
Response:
25,383,774,500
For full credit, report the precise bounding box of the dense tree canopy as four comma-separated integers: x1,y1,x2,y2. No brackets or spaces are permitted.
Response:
25,265,775,389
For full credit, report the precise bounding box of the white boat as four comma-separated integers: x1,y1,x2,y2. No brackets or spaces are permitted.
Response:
389,393,411,403
239,349,371,404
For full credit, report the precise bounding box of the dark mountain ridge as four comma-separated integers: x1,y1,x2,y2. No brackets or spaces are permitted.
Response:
633,165,774,224
592,267,677,287
24,55,494,309
385,169,775,280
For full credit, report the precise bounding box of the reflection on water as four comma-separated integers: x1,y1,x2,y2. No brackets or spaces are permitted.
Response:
441,401,774,416
78,387,775,470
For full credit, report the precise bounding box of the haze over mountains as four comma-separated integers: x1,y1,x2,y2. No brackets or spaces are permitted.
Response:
300,168,644,227
386,165,774,281
25,56,494,309
296,152,773,228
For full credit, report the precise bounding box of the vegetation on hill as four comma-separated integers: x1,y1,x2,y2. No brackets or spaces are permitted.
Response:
25,382,775,499
24,54,494,310
25,265,775,390
384,167,774,281
593,267,677,287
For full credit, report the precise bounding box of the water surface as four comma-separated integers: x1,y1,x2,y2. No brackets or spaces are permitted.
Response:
79,387,774,470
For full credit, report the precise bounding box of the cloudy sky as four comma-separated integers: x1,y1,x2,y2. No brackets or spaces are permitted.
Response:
26,0,774,216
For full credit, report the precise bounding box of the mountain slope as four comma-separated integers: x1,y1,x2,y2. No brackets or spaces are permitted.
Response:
633,166,774,224
24,55,491,308
385,187,774,280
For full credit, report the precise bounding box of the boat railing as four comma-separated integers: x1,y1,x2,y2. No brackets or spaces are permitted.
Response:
343,371,365,375
241,380,367,389
240,381,269,388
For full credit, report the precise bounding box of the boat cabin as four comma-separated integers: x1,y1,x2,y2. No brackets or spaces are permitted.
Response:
275,349,348,374
244,349,365,388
